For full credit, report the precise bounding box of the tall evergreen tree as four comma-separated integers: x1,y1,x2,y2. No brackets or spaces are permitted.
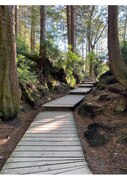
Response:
40,5,46,58
31,6,36,53
0,6,20,120
108,5,127,89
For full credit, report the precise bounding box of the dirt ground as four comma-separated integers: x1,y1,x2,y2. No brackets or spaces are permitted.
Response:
0,85,127,174
74,86,127,174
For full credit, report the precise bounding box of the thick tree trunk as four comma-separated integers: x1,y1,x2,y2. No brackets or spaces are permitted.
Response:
108,6,127,89
40,5,46,58
0,6,20,120
31,6,36,53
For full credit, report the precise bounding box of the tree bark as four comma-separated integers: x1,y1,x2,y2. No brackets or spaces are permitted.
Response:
40,5,46,58
67,6,71,46
108,6,127,90
15,5,18,36
0,6,20,120
31,6,36,53
70,5,76,52
67,5,76,52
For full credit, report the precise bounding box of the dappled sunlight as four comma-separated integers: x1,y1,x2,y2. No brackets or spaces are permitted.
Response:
55,113,72,119
29,113,73,134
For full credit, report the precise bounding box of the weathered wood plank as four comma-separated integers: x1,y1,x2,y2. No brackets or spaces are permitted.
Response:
69,88,91,95
17,141,81,146
54,166,91,174
1,161,87,174
3,160,84,169
23,133,78,137
6,157,85,163
22,137,79,141
80,84,93,87
43,95,84,108
26,129,77,134
14,145,83,151
11,151,84,157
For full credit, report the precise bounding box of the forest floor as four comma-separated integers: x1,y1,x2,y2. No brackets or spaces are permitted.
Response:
0,83,127,174
74,83,127,174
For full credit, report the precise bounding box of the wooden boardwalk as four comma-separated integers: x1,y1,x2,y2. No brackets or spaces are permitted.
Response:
43,94,85,110
1,111,91,174
69,87,92,95
1,82,93,175
80,84,93,88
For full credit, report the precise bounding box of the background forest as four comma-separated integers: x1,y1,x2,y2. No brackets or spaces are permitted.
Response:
1,5,127,174
15,5,127,111
1,5,127,120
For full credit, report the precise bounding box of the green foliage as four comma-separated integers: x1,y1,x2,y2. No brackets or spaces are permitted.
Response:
46,40,63,62
17,55,38,85
53,47,85,86
86,51,109,80
17,35,30,52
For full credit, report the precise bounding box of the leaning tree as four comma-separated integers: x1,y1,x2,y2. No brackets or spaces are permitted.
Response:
0,6,20,120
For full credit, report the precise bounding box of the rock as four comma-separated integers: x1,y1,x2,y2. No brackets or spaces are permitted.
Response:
97,70,117,90
78,103,96,118
84,123,111,147
78,102,103,119
98,93,111,101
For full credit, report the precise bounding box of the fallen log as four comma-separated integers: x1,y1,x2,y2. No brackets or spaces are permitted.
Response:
17,51,67,84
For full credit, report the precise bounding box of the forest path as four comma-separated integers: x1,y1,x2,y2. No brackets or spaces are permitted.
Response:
1,81,93,174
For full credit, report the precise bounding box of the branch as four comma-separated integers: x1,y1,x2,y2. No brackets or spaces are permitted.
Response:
93,21,107,47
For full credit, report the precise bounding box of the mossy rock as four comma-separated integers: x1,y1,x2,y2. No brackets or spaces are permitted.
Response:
78,103,96,119
84,129,110,147
84,123,111,147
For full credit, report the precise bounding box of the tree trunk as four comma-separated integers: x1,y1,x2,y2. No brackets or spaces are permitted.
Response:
31,6,36,53
67,6,71,46
15,5,18,36
67,5,76,53
40,5,46,58
0,6,20,120
108,6,127,89
70,5,76,53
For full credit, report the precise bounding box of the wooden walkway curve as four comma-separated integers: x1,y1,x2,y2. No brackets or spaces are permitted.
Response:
1,81,94,175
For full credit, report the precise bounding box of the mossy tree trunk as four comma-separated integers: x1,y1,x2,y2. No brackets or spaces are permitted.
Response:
40,5,46,58
108,6,127,112
31,6,36,53
108,6,127,89
0,6,20,120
